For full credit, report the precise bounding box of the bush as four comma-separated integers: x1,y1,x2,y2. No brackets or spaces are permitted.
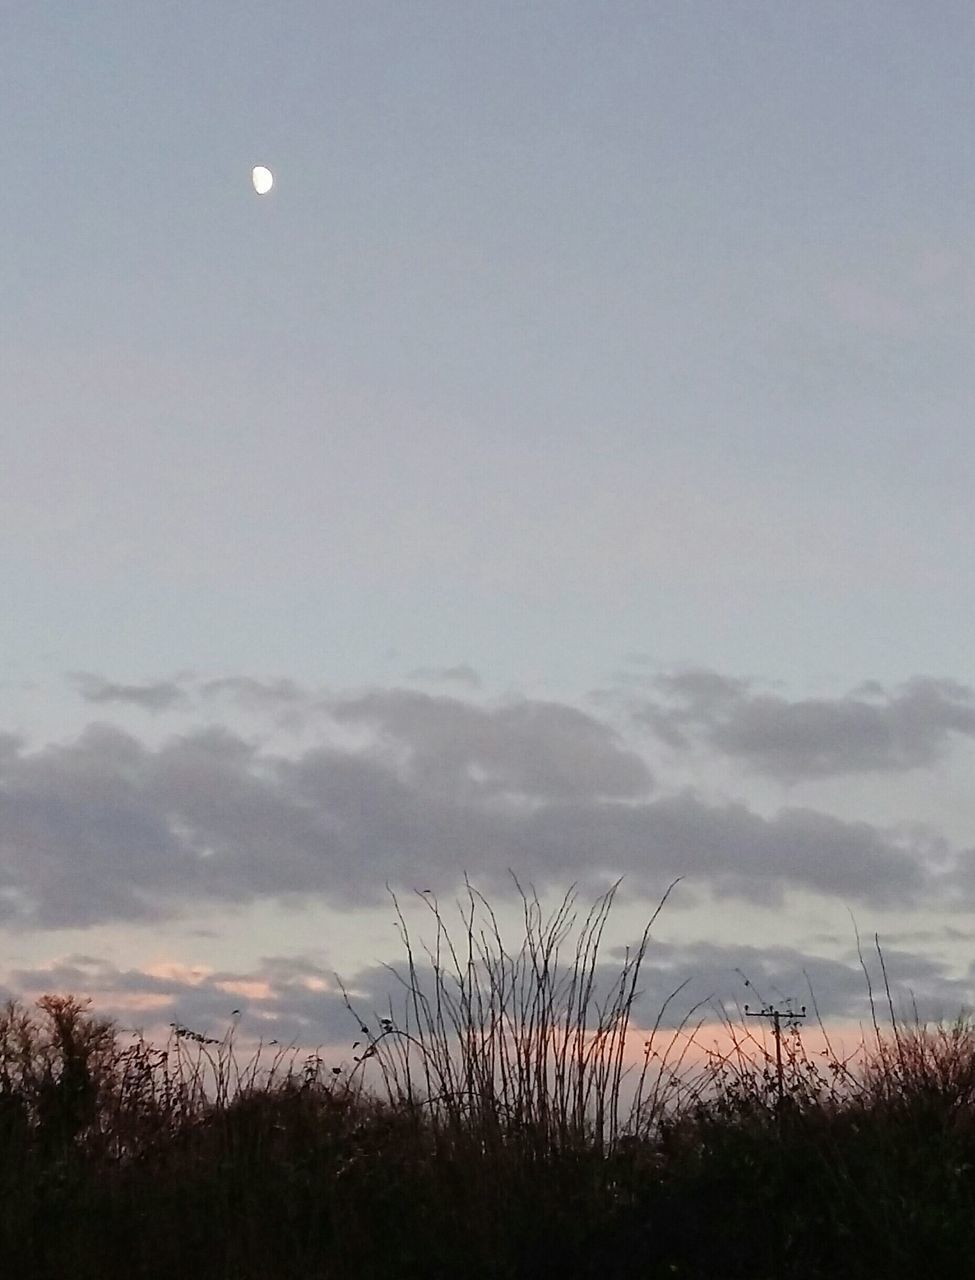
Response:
2,885,975,1278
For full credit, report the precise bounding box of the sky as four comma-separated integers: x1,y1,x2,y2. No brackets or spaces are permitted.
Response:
3,2,975,1055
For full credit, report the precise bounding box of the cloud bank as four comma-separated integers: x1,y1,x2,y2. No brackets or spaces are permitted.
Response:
0,677,965,931
635,672,975,780
8,933,970,1045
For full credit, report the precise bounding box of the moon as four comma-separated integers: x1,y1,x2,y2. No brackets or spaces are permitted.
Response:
252,165,274,195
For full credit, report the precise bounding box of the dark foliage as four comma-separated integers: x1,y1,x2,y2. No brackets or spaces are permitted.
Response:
3,887,975,1279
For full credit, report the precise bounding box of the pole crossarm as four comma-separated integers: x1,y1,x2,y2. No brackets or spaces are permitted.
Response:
744,1003,808,1107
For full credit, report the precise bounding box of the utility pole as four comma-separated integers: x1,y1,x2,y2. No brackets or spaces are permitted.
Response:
744,1003,807,1107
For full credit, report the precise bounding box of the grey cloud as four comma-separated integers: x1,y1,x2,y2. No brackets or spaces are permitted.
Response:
327,689,652,801
518,795,928,908
0,702,948,929
939,847,975,910
8,954,357,1048
0,725,203,927
615,938,972,1027
655,670,751,705
868,925,975,947
342,943,886,1037
9,933,970,1046
637,670,751,748
71,673,186,712
407,664,482,690
199,677,308,707
637,672,975,779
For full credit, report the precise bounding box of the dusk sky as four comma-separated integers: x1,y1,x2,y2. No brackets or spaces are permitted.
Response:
4,2,975,1051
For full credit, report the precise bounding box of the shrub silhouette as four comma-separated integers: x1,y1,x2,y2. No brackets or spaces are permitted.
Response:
2,885,975,1279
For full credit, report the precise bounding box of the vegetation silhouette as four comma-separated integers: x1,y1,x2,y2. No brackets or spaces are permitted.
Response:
3,880,975,1278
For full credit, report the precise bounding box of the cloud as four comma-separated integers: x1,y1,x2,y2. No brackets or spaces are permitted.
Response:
518,794,928,907
613,936,972,1027
7,933,970,1045
326,689,653,801
0,690,948,929
199,677,308,708
7,953,356,1047
70,673,186,712
636,672,975,780
407,664,482,690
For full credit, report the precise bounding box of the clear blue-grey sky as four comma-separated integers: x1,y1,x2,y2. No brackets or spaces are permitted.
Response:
3,3,975,1045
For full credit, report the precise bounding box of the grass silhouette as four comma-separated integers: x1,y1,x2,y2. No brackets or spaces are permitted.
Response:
3,881,975,1278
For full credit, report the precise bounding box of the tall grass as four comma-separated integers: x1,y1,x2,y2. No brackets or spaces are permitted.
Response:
340,878,688,1153
2,883,975,1279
